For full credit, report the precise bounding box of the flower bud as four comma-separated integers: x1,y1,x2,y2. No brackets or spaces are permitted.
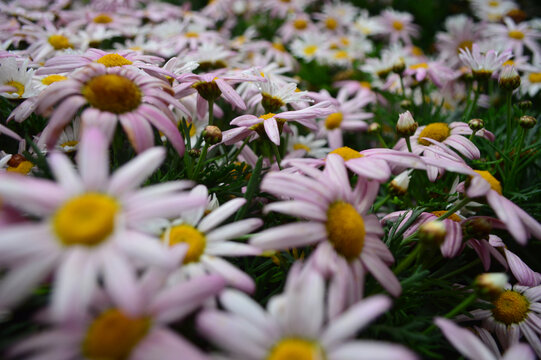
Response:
203,125,223,144
392,58,406,74
396,111,418,137
367,122,381,133
474,273,508,300
498,65,521,90
462,217,492,240
518,100,532,109
519,115,536,129
389,170,411,195
400,99,413,110
468,118,484,132
419,220,446,247
188,149,201,157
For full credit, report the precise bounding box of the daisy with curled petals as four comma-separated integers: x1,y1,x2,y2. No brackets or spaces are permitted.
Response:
485,17,541,62
284,146,426,183
435,317,535,360
148,184,263,293
9,272,226,360
462,170,541,245
0,128,206,321
36,63,189,155
220,101,335,146
251,154,402,297
458,43,513,79
436,15,482,69
463,283,541,357
197,265,418,360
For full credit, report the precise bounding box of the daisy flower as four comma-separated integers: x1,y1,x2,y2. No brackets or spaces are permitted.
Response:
485,17,541,62
313,0,359,33
435,317,535,360
0,56,37,99
197,266,418,360
251,154,402,297
10,272,226,360
379,9,420,45
252,74,310,113
520,64,541,97
65,10,140,38
463,170,541,245
353,10,386,37
436,15,483,68
290,32,329,63
459,43,513,79
403,60,458,88
0,127,206,320
149,184,263,293
470,0,518,22
287,125,330,159
278,13,317,43
465,283,541,357
221,101,335,146
36,63,188,155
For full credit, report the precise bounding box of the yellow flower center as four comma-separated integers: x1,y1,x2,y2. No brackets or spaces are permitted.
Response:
96,54,133,67
48,34,72,50
41,74,68,85
60,140,79,151
503,59,515,66
260,112,276,121
474,170,502,195
529,73,541,83
326,201,365,261
328,146,362,161
5,80,25,98
417,123,450,146
304,45,318,56
508,30,525,40
409,62,429,70
6,160,33,174
267,338,325,360
324,112,343,130
272,42,286,52
53,193,118,247
293,143,311,152
430,210,461,222
492,290,529,325
185,32,199,38
165,224,206,264
359,81,371,89
334,50,349,59
293,19,308,30
93,13,113,23
83,309,150,360
325,17,338,30
488,1,499,6
412,46,424,57
82,74,142,114
457,40,473,54
392,20,404,31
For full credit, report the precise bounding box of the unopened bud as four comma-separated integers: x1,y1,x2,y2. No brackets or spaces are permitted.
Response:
392,58,406,74
192,81,222,102
400,99,413,110
419,220,446,247
475,273,507,300
462,217,492,240
468,118,484,132
368,122,381,133
389,170,411,195
518,100,532,110
499,65,521,90
203,125,223,144
519,115,536,129
188,149,201,157
396,111,418,137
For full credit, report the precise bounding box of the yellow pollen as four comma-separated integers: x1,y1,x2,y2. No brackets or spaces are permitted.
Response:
412,46,424,57
41,75,67,85
82,74,142,114
492,290,529,325
325,17,338,30
508,30,525,40
96,54,133,67
83,309,150,359
328,146,362,161
267,338,325,360
7,160,33,175
60,140,79,150
392,21,404,31
130,46,142,51
431,210,461,222
334,50,349,59
93,13,113,23
272,42,286,52
293,18,308,30
303,45,318,56
165,224,206,264
293,143,311,152
457,40,473,54
417,123,450,146
48,34,72,50
474,170,502,195
488,1,499,6
503,59,515,66
5,80,25,98
410,62,429,70
529,73,541,83
326,201,365,261
187,122,197,137
53,193,118,247
260,113,276,120
324,112,343,130
185,32,199,38
359,81,371,89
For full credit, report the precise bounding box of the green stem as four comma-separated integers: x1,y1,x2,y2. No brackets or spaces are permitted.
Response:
377,133,389,148
394,245,421,275
423,293,478,334
463,86,480,122
399,76,406,99
192,142,209,180
505,91,513,150
405,137,413,153
468,130,477,141
436,198,471,220
509,126,525,189
439,259,481,281
271,142,283,170
207,99,214,126
230,137,250,163
373,194,391,213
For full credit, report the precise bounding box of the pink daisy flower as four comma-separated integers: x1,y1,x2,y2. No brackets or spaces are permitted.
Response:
35,63,188,155
436,15,483,69
0,128,206,321
197,265,418,360
459,43,513,78
485,17,541,62
10,272,226,360
403,60,458,88
251,154,402,297
379,9,420,45
436,317,535,360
